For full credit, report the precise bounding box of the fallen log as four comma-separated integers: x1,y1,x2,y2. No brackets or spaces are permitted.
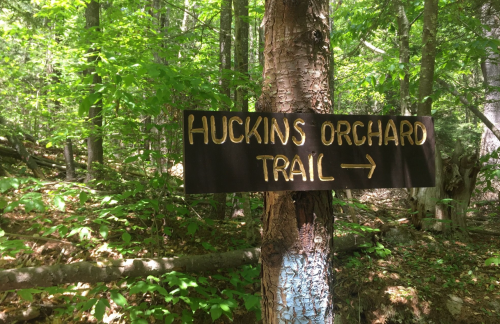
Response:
6,134,45,179
0,230,376,291
0,248,261,292
0,145,85,171
0,306,40,324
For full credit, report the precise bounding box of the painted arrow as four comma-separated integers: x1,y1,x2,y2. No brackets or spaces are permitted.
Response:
340,154,376,179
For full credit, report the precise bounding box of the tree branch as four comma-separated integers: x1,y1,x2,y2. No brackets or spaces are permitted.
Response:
436,78,500,142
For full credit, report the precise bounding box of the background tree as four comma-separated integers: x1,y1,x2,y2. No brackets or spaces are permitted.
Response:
84,0,103,182
480,1,500,160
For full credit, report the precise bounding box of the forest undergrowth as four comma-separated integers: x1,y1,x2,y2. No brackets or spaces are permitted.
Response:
0,143,499,324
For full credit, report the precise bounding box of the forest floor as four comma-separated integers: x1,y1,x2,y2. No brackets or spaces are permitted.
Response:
0,144,499,324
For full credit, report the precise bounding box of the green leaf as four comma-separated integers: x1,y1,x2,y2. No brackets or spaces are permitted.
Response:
210,305,223,321
18,289,33,301
187,222,198,235
53,195,66,211
0,198,7,210
99,225,109,239
79,96,91,116
94,299,108,320
164,313,176,324
201,242,216,251
79,191,89,205
81,298,98,311
244,295,260,310
124,155,139,163
485,257,500,266
132,320,148,324
110,290,128,307
122,232,131,243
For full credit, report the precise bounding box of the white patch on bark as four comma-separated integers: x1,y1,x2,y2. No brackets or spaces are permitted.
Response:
276,253,330,323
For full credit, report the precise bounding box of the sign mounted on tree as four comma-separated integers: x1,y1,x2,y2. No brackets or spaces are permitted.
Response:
183,110,435,194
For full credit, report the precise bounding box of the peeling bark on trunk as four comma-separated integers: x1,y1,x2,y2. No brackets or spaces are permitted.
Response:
257,0,334,322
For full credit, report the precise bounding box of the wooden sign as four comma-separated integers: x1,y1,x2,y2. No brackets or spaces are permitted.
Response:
183,110,435,194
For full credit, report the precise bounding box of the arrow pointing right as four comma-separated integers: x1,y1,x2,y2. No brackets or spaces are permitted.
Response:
340,154,376,179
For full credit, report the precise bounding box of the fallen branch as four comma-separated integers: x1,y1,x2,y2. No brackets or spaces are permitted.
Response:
0,145,86,171
469,229,500,236
0,229,378,291
3,233,76,246
0,248,261,292
0,306,40,324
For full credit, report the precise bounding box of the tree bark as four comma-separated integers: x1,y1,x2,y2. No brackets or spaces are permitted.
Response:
63,138,76,181
395,0,411,115
219,0,232,106
257,0,334,322
85,0,104,183
480,2,500,159
211,0,232,221
211,193,227,220
234,0,249,112
417,0,439,116
410,140,479,237
411,0,439,229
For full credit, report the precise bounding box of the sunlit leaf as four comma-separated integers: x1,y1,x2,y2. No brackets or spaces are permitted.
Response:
110,290,128,307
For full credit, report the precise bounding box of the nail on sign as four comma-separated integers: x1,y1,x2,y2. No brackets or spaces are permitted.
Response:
183,110,435,194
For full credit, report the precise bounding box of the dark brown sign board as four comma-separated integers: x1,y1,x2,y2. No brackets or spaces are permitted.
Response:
183,110,435,194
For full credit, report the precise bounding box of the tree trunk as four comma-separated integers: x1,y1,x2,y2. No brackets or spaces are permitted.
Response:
480,2,500,160
219,0,232,105
211,193,227,220
63,138,76,181
395,0,411,115
411,0,439,229
257,0,334,322
85,0,104,183
234,0,249,112
210,0,232,220
417,0,439,116
410,140,479,237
